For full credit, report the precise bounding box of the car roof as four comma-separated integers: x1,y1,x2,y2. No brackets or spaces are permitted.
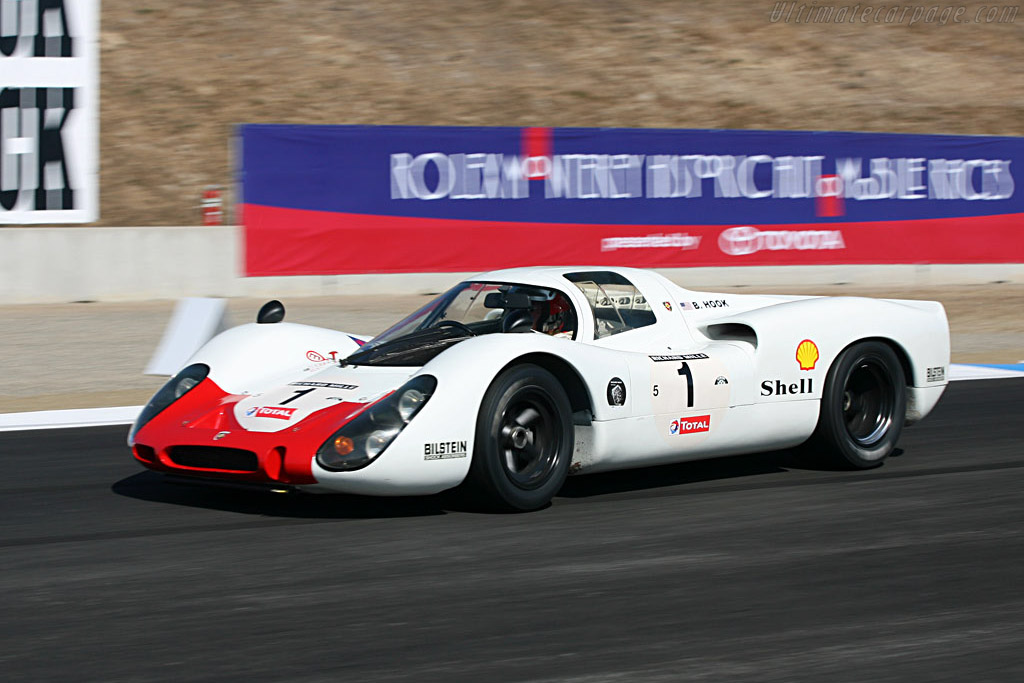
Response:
470,265,673,290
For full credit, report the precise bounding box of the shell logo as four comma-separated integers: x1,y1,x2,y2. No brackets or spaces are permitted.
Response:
796,339,819,371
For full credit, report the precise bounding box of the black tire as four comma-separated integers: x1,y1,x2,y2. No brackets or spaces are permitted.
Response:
465,364,574,512
809,340,906,469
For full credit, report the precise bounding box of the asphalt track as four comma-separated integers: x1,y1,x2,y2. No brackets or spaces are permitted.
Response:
2,379,1023,682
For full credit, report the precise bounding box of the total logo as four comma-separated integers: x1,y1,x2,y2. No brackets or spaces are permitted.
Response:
669,415,711,435
245,406,297,420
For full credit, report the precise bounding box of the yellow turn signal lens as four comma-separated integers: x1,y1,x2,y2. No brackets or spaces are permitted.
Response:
333,436,355,456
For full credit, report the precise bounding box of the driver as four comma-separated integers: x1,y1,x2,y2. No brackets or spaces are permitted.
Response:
531,294,575,338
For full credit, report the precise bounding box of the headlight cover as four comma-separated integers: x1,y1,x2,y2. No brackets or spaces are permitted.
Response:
129,363,209,443
316,375,437,472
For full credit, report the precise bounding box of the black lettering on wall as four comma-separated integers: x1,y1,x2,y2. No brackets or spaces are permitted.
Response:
36,87,75,210
0,87,76,212
0,87,21,210
0,0,22,56
35,0,74,57
0,0,74,57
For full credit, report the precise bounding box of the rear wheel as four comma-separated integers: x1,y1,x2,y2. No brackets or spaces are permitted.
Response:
466,364,573,511
810,341,906,469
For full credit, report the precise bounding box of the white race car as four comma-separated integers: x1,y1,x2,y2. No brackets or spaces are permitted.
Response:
130,266,949,511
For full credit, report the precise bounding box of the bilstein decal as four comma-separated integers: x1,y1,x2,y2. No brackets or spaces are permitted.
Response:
424,441,468,460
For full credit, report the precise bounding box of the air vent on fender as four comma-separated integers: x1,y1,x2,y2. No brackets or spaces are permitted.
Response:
701,323,758,349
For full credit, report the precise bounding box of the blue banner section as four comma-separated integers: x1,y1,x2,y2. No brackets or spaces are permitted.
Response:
240,124,1022,226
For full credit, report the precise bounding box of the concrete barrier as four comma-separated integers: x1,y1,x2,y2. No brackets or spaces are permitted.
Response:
1,226,1022,303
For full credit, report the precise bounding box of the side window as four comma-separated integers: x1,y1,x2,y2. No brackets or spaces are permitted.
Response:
565,271,656,339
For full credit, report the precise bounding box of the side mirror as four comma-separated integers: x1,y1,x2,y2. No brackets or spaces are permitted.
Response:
257,300,285,324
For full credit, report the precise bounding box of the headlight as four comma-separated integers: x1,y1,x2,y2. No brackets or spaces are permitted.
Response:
397,388,426,421
128,363,209,443
174,376,200,399
316,375,437,472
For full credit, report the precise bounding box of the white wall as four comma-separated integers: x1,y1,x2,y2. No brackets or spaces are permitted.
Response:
1,226,1021,303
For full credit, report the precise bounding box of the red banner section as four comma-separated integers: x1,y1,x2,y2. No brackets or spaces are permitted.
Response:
242,204,1024,276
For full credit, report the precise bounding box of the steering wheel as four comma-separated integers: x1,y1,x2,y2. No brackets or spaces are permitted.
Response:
434,320,476,336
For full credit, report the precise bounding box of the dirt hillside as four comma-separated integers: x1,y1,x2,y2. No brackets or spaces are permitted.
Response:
98,0,1023,226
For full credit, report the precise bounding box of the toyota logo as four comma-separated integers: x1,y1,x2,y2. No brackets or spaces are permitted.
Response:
718,226,760,256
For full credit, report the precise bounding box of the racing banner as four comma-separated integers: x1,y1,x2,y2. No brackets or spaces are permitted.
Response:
238,124,1023,275
0,0,99,224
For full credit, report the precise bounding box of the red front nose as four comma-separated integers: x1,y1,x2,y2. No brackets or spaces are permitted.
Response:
131,378,368,485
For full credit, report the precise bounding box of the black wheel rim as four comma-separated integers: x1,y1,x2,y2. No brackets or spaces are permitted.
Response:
497,387,561,490
841,354,895,450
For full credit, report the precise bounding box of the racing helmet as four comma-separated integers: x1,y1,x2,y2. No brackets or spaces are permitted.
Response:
534,293,574,336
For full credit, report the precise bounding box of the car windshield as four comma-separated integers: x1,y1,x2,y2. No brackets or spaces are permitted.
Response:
359,281,579,353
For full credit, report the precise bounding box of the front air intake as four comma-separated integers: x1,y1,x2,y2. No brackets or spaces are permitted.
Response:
167,446,259,472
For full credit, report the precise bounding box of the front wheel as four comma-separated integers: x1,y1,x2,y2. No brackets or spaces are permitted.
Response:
809,341,906,469
465,364,573,512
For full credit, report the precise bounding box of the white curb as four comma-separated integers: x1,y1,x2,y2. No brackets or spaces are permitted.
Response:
0,405,142,432
948,364,1024,381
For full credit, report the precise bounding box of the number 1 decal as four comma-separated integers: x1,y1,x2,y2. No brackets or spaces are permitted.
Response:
280,387,316,405
677,362,694,408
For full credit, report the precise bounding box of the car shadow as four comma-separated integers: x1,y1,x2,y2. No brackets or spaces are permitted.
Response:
558,449,790,499
111,471,451,519
112,446,903,518
558,446,904,499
